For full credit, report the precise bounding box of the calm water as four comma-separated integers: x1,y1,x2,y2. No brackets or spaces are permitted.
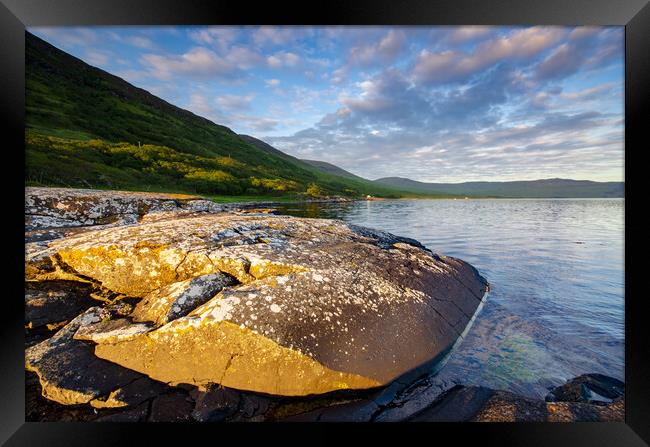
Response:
275,199,625,399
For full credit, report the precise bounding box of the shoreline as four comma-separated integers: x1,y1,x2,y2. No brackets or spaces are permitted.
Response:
24,185,623,211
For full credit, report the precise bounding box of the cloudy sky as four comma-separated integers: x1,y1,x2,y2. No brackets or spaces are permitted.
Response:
30,26,624,182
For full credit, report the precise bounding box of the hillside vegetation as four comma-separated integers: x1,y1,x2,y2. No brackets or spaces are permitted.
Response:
374,177,624,198
24,31,411,199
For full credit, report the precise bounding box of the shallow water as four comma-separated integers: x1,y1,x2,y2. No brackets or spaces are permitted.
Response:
275,198,625,399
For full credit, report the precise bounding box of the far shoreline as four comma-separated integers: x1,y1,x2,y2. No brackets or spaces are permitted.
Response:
23,184,624,211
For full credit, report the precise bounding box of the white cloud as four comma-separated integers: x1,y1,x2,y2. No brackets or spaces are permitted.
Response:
348,29,406,66
252,26,297,46
239,116,280,132
445,26,493,44
267,51,300,68
560,83,616,101
32,27,98,48
141,47,236,79
189,27,239,51
413,27,567,84
84,50,110,66
140,45,265,80
216,94,255,111
227,46,265,69
188,93,215,115
126,36,155,49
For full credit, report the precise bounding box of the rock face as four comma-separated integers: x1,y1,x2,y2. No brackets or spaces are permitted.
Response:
25,187,488,400
25,307,144,405
25,280,97,330
25,186,225,244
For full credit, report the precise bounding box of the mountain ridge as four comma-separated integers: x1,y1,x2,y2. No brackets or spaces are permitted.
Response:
300,160,367,182
374,177,624,198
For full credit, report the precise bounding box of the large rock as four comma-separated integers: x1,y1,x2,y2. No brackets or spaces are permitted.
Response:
25,307,144,405
25,186,225,244
544,373,624,404
25,187,488,398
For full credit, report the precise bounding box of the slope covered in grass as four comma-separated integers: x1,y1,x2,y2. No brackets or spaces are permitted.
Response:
25,31,408,198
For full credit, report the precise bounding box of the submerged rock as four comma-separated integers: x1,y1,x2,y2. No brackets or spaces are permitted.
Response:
25,187,488,402
409,384,624,422
545,373,624,404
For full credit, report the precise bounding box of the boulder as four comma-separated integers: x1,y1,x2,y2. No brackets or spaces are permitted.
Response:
25,187,488,398
545,373,624,404
25,307,144,405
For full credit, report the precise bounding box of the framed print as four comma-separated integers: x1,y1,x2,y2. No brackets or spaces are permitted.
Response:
1,0,647,445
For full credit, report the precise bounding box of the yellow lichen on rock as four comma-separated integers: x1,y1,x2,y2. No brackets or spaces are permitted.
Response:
248,260,309,280
89,392,130,409
205,256,256,283
26,354,96,405
94,319,381,396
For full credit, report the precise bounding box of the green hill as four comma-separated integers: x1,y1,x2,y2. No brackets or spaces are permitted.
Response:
374,177,624,198
24,31,407,199
300,159,367,182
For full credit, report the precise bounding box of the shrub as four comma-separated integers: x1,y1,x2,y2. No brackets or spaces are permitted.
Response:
306,183,326,197
250,177,299,192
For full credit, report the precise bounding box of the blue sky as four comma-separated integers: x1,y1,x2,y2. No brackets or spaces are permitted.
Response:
30,26,624,182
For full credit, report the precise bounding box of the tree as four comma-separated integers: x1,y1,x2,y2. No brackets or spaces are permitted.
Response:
306,183,325,198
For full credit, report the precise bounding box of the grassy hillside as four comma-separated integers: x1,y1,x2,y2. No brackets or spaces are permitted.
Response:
24,31,408,199
300,160,367,182
375,177,624,198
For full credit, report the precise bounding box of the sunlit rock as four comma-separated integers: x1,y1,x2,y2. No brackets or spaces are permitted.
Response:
25,187,489,398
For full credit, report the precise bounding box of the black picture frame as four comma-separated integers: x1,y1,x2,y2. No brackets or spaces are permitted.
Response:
2,0,647,445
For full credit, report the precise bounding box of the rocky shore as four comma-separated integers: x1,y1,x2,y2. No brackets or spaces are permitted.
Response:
24,187,623,422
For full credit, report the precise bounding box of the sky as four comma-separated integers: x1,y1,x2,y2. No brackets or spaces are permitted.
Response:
29,26,624,183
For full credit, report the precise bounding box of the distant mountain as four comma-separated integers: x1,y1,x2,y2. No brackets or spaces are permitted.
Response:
238,136,366,182
238,134,303,164
237,135,409,196
374,177,624,198
24,31,404,198
300,160,367,182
